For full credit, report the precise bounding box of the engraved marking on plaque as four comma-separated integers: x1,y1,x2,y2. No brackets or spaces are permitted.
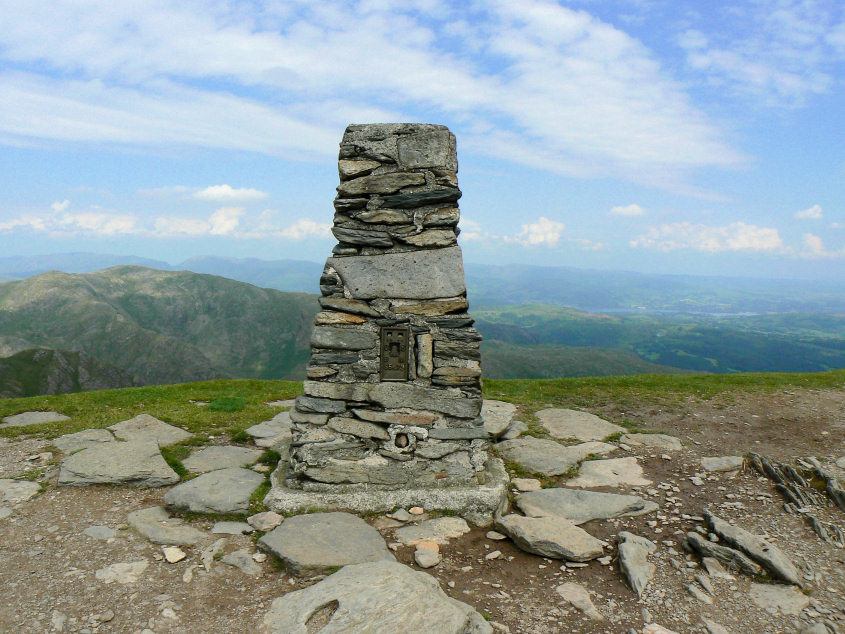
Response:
380,326,410,381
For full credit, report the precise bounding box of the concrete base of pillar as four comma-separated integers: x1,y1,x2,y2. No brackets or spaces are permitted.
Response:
263,457,509,527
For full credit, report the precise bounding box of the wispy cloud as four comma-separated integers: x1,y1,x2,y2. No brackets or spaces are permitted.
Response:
802,233,845,258
794,204,823,219
609,203,646,217
51,199,70,212
510,216,566,247
631,221,784,253
194,185,269,202
0,1,745,192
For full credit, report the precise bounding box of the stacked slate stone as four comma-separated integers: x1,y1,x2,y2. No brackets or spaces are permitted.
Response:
288,123,488,493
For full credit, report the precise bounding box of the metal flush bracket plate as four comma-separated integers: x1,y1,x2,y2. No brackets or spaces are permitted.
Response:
380,326,410,381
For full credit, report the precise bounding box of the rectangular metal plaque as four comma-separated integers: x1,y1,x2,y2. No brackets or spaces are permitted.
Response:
380,326,410,381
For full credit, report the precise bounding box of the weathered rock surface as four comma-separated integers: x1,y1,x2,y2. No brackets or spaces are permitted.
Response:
685,532,763,576
482,400,517,438
0,479,40,503
566,457,652,488
326,246,466,300
620,433,682,451
701,456,744,472
83,525,116,540
126,506,207,545
164,467,264,514
247,511,283,532
53,428,115,454
108,414,192,446
221,549,262,576
58,440,179,487
95,560,148,584
704,510,801,585
258,511,394,575
516,488,658,524
394,516,471,546
212,521,253,535
749,582,810,614
183,446,263,473
556,582,604,620
369,382,481,419
617,531,657,596
414,547,442,568
259,560,491,633
1,410,69,427
495,514,604,561
495,438,616,476
537,409,625,442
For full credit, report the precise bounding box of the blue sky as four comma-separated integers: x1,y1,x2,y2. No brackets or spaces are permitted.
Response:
1,0,844,279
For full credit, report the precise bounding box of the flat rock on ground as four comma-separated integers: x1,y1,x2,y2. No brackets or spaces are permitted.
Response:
495,437,616,476
537,408,624,442
482,400,517,438
566,457,652,488
516,488,658,524
260,560,491,633
53,428,115,454
620,433,682,451
0,479,40,503
495,514,604,561
748,582,810,614
556,582,604,620
258,511,394,575
617,531,657,596
701,456,744,472
108,414,192,446
163,467,264,514
1,411,69,427
58,440,179,487
182,446,262,473
394,516,471,545
246,411,293,449
126,506,207,545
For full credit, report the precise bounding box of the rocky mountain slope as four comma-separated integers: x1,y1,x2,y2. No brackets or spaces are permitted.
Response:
0,348,135,398
0,267,319,386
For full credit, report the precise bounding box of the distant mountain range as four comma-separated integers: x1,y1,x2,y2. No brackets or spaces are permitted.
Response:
3,252,845,313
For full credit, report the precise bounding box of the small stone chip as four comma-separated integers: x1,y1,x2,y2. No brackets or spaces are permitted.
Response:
163,547,186,563
486,531,507,541
409,506,425,515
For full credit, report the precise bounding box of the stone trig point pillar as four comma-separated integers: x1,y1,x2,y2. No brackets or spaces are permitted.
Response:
265,123,507,524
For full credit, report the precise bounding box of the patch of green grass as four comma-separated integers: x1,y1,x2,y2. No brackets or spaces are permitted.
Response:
13,467,45,481
230,430,250,443
209,396,247,412
0,379,302,441
159,445,189,479
258,450,281,467
604,431,623,442
249,480,271,515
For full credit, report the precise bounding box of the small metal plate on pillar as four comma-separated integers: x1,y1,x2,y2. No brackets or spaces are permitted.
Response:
380,326,410,381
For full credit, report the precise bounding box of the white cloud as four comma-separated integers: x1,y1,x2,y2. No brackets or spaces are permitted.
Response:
51,199,69,212
194,185,269,202
511,217,566,247
0,1,746,192
153,216,210,237
832,222,844,229
794,204,823,219
609,203,646,217
801,233,845,258
278,218,332,240
59,212,138,235
209,207,243,235
631,221,784,253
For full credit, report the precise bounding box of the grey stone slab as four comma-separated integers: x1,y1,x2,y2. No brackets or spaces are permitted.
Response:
295,395,346,414
245,412,291,439
537,409,625,442
327,246,466,300
685,532,763,577
318,296,381,317
336,172,425,196
494,438,616,477
258,511,394,575
264,458,509,528
617,531,657,596
701,456,744,472
0,479,40,503
328,417,389,440
565,457,652,488
183,446,263,473
482,400,516,438
212,521,253,535
379,188,461,210
310,326,378,351
83,525,117,540
394,517,471,546
516,488,658,524
370,382,480,419
397,128,454,168
220,549,262,576
620,433,682,451
495,514,604,561
108,414,192,446
260,560,490,633
58,440,179,487
1,411,69,427
53,428,115,454
164,467,265,514
704,510,801,585
749,582,810,614
126,506,207,545
304,380,372,402
556,582,604,621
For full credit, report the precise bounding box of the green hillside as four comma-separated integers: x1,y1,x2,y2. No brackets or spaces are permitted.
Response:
0,266,320,385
